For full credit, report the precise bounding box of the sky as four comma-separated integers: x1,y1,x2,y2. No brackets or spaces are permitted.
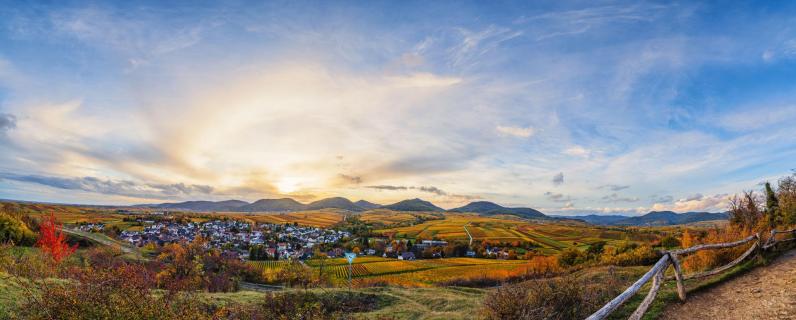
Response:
0,1,795,215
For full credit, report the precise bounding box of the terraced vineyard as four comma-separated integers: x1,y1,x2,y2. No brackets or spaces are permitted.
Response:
305,256,543,287
376,213,653,255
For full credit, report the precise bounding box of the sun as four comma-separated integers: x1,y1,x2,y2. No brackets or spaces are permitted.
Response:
275,177,301,194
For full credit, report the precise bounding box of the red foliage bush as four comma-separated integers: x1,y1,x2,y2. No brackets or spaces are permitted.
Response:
36,213,77,264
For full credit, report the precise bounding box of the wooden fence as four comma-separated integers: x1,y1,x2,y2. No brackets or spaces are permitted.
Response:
586,228,796,320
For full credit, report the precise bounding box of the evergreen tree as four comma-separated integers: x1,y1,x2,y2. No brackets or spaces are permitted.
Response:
765,182,781,227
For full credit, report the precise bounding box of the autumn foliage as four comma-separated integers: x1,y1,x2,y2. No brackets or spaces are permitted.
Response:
36,213,77,264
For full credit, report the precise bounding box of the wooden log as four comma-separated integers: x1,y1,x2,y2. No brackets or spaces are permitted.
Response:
683,240,758,280
771,228,796,234
585,255,670,320
764,229,796,249
671,234,757,256
669,253,687,301
629,268,664,320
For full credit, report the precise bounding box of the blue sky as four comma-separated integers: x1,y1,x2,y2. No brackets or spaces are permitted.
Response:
0,1,795,214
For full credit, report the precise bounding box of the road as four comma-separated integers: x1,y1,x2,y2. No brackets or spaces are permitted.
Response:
62,228,139,256
463,222,473,246
661,248,796,320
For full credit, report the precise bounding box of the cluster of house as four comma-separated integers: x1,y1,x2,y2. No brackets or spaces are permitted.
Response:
117,219,351,260
77,223,105,232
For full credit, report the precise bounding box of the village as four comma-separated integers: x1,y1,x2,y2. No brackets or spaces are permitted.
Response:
110,219,352,260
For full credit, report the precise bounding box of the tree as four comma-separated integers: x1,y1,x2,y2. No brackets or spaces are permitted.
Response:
728,191,763,230
37,213,77,264
765,182,781,227
778,174,796,225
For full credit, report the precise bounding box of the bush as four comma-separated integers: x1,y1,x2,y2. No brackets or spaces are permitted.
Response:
0,212,36,245
227,291,382,319
481,274,621,320
600,245,659,266
557,247,587,267
660,235,681,248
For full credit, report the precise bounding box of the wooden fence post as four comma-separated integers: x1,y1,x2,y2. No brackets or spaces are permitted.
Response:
628,268,664,320
669,253,686,301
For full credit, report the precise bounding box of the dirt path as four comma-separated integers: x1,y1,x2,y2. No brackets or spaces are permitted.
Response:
661,249,796,320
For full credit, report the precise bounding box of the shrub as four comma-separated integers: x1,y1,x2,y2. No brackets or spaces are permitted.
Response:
227,291,382,319
660,235,681,248
481,274,621,320
0,212,36,245
557,247,587,267
600,245,659,266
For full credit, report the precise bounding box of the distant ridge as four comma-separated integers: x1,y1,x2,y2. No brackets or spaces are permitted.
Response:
562,211,728,226
448,201,548,219
239,198,307,212
143,200,248,212
306,197,364,211
138,197,555,219
354,200,381,210
382,198,444,212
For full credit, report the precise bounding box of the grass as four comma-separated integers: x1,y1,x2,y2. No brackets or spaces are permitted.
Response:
197,286,487,320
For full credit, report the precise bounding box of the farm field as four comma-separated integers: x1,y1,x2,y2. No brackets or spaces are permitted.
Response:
303,256,542,287
358,209,443,225
225,210,345,228
377,213,656,255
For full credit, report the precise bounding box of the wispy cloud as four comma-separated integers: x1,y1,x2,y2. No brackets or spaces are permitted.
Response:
496,125,535,138
544,191,572,203
601,193,639,203
552,172,564,186
0,172,213,200
0,113,16,134
598,184,630,191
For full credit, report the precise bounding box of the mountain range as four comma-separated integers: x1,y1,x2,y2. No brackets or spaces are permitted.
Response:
561,211,729,226
138,198,727,226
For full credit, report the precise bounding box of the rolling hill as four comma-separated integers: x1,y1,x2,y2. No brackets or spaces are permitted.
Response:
238,198,308,212
141,200,248,211
613,211,728,226
306,197,365,211
354,200,381,210
382,198,445,212
448,201,548,219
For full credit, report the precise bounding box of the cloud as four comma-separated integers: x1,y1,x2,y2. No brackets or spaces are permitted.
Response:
0,113,16,133
364,184,477,202
651,193,731,212
650,194,674,203
366,185,408,191
449,25,523,68
563,146,590,157
598,184,630,191
544,191,572,202
338,174,362,184
552,172,564,186
386,72,462,88
496,125,535,138
0,172,214,200
601,193,639,203
417,186,446,196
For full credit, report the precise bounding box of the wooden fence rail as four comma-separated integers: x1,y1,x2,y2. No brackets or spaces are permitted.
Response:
585,228,796,320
